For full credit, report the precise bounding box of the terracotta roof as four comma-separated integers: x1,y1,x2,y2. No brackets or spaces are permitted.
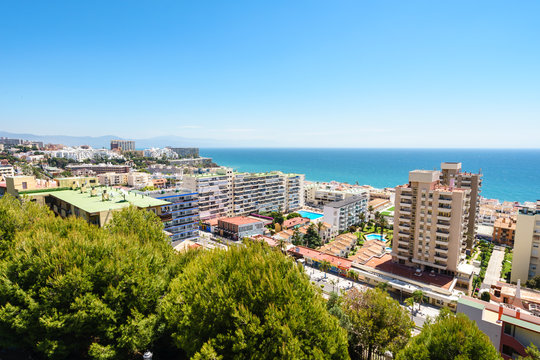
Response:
218,216,264,226
283,217,310,228
288,245,352,270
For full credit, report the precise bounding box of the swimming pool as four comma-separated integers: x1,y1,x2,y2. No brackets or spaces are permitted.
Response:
365,233,386,242
297,210,324,220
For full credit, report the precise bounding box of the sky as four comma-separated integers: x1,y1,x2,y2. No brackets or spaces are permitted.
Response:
0,1,539,148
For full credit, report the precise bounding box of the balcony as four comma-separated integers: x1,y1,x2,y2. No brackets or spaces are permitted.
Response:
398,239,409,247
434,253,448,261
435,246,448,253
437,222,450,230
438,198,452,204
436,230,450,237
400,208,412,215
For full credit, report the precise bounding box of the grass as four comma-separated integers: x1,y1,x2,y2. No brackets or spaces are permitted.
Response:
500,248,513,282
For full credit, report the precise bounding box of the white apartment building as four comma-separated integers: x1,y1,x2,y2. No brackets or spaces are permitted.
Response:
45,147,124,162
143,147,179,159
511,201,540,283
305,182,368,207
97,172,129,186
323,194,369,232
0,165,15,181
183,169,304,220
393,170,471,277
127,172,151,188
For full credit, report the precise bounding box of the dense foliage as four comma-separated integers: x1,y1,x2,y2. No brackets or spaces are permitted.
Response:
396,312,500,360
161,241,349,359
341,288,413,359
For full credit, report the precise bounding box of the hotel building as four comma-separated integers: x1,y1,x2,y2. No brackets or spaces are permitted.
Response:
110,139,135,152
393,170,471,278
439,162,482,249
323,194,369,232
305,181,369,208
510,201,540,283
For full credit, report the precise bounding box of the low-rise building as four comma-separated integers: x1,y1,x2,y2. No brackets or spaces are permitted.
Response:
282,216,310,230
66,163,131,176
319,233,357,257
493,217,517,246
215,216,266,241
0,165,14,181
98,172,129,186
323,195,368,232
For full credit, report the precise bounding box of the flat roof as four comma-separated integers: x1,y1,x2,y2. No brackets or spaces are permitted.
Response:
502,314,540,333
458,296,486,310
45,188,169,214
218,216,264,226
325,195,367,208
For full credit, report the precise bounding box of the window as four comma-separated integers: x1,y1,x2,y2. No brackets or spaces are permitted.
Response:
502,345,515,357
504,323,513,335
22,181,27,189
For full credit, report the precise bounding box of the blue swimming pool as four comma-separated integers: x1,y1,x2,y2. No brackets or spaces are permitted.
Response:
297,210,324,220
365,233,386,242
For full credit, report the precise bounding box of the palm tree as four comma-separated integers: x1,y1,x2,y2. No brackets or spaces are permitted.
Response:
348,269,359,282
405,297,415,320
277,238,287,254
412,290,424,311
376,281,389,292
358,212,366,231
329,278,338,293
319,260,331,279
368,205,374,220
379,217,388,239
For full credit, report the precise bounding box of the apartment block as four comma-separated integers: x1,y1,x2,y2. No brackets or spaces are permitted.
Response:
493,217,517,246
323,194,369,232
440,162,482,249
305,181,368,208
183,169,304,220
66,163,131,176
127,172,151,188
510,202,540,283
110,139,135,152
392,170,471,277
149,190,199,244
0,165,15,181
98,172,129,186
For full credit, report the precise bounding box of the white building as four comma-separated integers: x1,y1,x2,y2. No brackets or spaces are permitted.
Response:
127,172,151,188
45,147,124,162
305,181,369,208
323,194,369,232
143,147,179,159
0,165,15,181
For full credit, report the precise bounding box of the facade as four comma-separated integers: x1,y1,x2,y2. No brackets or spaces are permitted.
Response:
215,216,266,241
148,190,199,244
319,233,357,257
66,163,131,176
143,147,178,159
440,162,482,249
45,147,123,162
170,157,213,167
169,147,199,158
97,172,128,186
493,217,517,246
305,182,369,208
183,170,304,220
510,202,540,283
323,195,369,232
110,139,135,152
0,165,15,181
0,137,24,146
127,172,151,188
392,170,471,277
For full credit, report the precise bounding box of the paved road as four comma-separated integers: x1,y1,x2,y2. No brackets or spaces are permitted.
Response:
481,246,505,290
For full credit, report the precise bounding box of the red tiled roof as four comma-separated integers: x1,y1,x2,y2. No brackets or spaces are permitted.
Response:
288,245,352,270
364,254,454,290
219,216,263,226
283,217,310,228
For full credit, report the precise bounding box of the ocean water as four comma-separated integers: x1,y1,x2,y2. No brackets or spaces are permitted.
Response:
200,148,540,203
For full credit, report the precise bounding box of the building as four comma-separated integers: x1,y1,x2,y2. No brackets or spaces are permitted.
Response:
440,162,482,249
0,137,24,146
127,172,151,188
458,295,540,359
215,216,266,241
5,175,59,197
110,139,135,152
45,147,123,162
183,169,234,220
54,176,98,188
183,169,304,220
282,216,310,230
169,147,199,158
392,170,471,278
143,147,178,159
305,181,369,208
0,165,14,181
147,189,199,244
493,217,517,246
97,172,129,186
170,157,213,167
66,163,131,176
323,195,368,232
510,202,540,284
319,233,357,257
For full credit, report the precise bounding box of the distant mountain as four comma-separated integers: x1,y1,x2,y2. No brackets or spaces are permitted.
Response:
0,131,228,148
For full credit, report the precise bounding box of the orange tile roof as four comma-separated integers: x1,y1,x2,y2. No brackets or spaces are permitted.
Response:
288,246,352,270
219,216,264,226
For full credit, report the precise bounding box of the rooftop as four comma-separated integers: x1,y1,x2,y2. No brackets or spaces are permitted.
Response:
218,216,265,226
30,187,169,214
325,195,367,208
288,245,353,270
283,217,310,228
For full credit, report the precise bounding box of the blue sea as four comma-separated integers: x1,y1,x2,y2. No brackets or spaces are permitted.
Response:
200,148,540,203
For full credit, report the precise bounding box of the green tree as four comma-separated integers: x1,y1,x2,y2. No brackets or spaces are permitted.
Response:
342,288,413,360
304,223,322,248
320,260,332,279
0,203,191,359
520,344,540,360
480,291,491,302
404,297,415,320
396,312,500,360
412,290,424,311
286,212,301,219
526,275,540,290
161,242,349,359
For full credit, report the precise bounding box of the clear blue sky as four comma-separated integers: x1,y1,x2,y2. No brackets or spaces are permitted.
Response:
1,1,539,147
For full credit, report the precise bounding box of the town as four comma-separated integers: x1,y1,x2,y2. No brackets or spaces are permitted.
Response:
1,136,538,359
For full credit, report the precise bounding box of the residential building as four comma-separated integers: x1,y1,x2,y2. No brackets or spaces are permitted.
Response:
54,176,98,188
170,157,213,167
458,294,540,360
183,169,234,220
215,216,266,241
143,147,178,159
323,195,369,232
127,172,151,188
98,172,129,186
440,162,482,249
5,175,59,197
0,165,14,181
348,239,386,264
0,137,24,146
169,147,199,158
66,163,131,176
45,147,124,162
232,172,286,215
282,216,310,230
110,139,135,152
147,164,184,175
148,189,199,244
305,181,369,208
493,217,517,246
392,170,472,278
510,201,540,283
319,233,357,257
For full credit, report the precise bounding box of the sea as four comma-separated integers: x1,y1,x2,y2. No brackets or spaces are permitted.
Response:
199,148,540,204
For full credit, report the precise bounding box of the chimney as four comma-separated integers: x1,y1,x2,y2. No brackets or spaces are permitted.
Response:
498,304,504,321
513,279,524,309
516,308,521,320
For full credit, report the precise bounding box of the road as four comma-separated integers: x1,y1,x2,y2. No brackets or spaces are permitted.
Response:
481,246,505,290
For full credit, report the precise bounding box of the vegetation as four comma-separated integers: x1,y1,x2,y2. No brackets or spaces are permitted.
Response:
480,291,492,302
472,241,494,295
342,288,413,360
501,247,513,282
304,223,322,248
396,312,500,360
161,241,349,359
519,344,540,360
286,212,301,219
526,275,540,290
